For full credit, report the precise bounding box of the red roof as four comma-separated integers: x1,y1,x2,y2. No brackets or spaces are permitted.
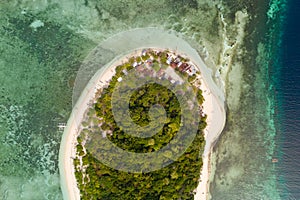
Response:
170,62,177,68
179,63,189,71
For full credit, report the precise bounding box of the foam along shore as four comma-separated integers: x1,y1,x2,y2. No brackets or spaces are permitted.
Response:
59,28,226,200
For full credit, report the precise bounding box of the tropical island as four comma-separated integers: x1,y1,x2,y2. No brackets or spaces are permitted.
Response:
59,38,226,200
73,49,207,199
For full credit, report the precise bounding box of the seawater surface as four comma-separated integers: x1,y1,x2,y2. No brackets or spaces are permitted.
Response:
0,0,298,199
275,0,300,199
210,0,300,199
0,1,225,199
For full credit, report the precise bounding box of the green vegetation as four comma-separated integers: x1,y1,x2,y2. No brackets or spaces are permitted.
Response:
188,74,197,83
97,83,181,153
152,62,161,71
75,49,206,200
141,54,151,61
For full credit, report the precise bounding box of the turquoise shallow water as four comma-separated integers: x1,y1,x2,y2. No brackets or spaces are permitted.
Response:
209,0,300,199
0,6,95,199
0,1,223,199
0,0,297,199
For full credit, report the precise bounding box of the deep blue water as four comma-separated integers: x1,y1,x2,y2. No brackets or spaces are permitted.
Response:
276,0,300,199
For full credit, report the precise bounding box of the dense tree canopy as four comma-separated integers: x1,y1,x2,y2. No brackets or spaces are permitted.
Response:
75,49,207,200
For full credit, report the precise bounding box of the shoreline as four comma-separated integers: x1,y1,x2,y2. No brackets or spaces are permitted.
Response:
59,30,226,200
59,51,140,200
194,71,226,200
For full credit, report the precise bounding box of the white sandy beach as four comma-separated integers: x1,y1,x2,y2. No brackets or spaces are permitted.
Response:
194,75,226,200
59,28,226,200
59,52,139,200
